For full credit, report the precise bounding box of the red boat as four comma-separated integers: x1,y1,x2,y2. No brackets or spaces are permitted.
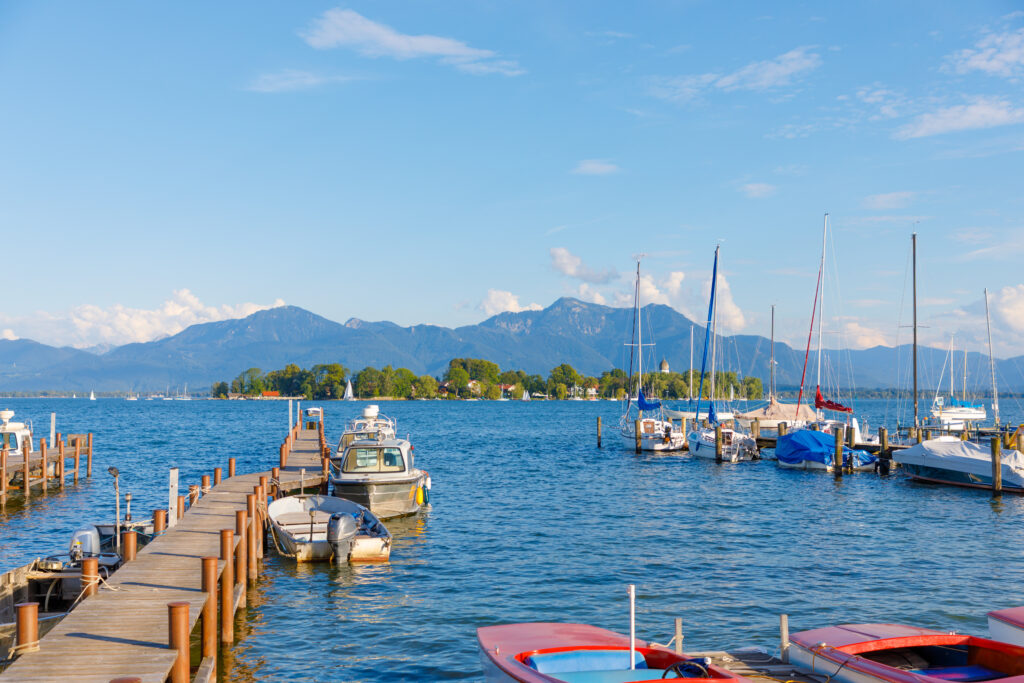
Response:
477,622,745,682
789,623,1024,683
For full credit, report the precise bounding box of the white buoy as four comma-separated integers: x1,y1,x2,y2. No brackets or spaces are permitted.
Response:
628,584,636,670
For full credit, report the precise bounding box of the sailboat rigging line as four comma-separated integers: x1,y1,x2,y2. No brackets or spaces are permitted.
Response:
795,241,824,415
693,247,719,422
625,261,640,414
985,288,999,425
913,232,919,428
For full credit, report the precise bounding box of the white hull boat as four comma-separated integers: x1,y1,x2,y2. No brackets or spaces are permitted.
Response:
687,427,758,462
620,417,687,452
330,437,430,519
268,494,391,563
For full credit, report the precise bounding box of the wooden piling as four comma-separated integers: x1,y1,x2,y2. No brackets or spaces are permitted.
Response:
82,557,99,597
167,601,190,683
751,418,760,440
201,474,210,494
22,440,30,499
228,457,236,478
122,531,137,562
153,509,167,535
213,467,222,485
634,419,641,453
16,602,39,654
1,445,7,501
57,437,65,489
715,424,723,463
991,437,1002,495
246,494,257,582
177,494,185,519
924,429,932,441
271,467,280,498
780,614,790,663
810,423,819,431
674,618,683,655
847,424,856,449
40,438,48,485
778,421,788,436
833,427,844,476
915,427,923,444
73,439,80,483
280,443,287,468
219,529,234,645
597,416,602,448
87,433,93,477
234,510,247,610
879,427,889,458
201,557,217,662
188,486,199,507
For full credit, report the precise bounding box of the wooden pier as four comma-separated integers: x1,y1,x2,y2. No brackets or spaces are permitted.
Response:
0,418,330,682
1,434,94,504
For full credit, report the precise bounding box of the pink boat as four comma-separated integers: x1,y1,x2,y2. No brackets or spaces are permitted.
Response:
789,623,1024,683
988,608,1024,648
477,622,744,683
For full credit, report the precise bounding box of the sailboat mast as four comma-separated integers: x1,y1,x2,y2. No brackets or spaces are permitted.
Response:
637,261,643,409
817,214,827,393
689,327,693,401
912,232,919,428
985,288,999,425
710,248,719,402
949,336,954,399
770,305,776,399
963,350,967,402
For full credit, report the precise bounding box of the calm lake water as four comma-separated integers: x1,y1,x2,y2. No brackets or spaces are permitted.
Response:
2,397,1024,681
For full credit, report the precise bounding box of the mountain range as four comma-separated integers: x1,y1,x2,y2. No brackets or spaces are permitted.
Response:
0,299,1021,393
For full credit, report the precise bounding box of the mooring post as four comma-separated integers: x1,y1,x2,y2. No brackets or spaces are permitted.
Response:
246,493,258,582
1,445,7,501
168,601,190,683
86,433,93,477
834,427,844,476
915,427,923,444
260,475,269,503
15,602,39,654
228,457,236,478
751,418,760,441
780,614,790,663
154,508,167,534
674,618,683,655
73,439,80,483
879,426,889,458
40,439,48,485
848,424,856,449
57,437,65,489
596,416,602,448
234,509,247,609
253,485,265,559
122,530,137,562
992,437,1002,495
201,556,217,661
187,486,198,508
715,423,723,463
810,422,819,431
280,443,287,469
634,419,641,453
219,529,235,644
213,467,222,486
271,466,280,498
201,474,210,495
177,494,185,519
22,440,30,499
924,428,932,441
49,412,55,448
82,557,99,597
778,421,787,436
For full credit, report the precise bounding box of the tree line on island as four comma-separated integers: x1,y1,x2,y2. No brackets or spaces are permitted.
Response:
211,358,764,401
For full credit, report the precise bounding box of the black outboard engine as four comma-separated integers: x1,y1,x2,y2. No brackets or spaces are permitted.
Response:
326,513,357,564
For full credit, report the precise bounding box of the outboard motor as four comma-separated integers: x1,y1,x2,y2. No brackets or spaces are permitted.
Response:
326,513,357,564
69,526,102,558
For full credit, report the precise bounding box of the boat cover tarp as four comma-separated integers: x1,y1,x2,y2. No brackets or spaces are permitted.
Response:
815,386,852,413
637,389,661,411
950,398,984,409
776,429,876,468
894,440,1024,486
738,397,817,422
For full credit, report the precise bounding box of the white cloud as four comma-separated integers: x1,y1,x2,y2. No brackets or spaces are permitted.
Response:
302,8,524,76
571,159,620,175
855,85,906,119
843,321,891,348
479,290,542,316
665,271,685,296
245,69,354,93
703,274,746,332
576,284,606,305
0,290,285,349
0,329,16,341
993,284,1024,333
550,247,618,284
895,96,1024,139
863,191,915,209
740,183,777,198
947,27,1024,78
649,46,821,102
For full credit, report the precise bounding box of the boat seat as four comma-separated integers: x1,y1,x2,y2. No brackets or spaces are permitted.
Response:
526,649,647,674
275,511,335,526
909,666,1003,682
555,670,668,683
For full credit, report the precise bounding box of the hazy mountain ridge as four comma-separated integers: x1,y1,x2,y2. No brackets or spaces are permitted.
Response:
0,300,1021,392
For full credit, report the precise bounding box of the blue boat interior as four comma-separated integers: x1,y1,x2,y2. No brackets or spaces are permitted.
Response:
863,644,1009,682
525,649,667,682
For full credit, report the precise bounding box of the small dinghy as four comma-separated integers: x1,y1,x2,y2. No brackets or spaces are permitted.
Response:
268,494,390,563
789,623,1024,683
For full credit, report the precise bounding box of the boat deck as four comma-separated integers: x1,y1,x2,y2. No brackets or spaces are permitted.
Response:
691,649,825,683
0,425,326,682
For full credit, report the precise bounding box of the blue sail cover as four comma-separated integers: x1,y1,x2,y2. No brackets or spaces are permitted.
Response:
638,389,661,411
707,402,718,425
776,429,877,468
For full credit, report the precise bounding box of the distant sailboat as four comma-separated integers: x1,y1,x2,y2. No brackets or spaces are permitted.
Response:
521,388,530,401
89,390,96,401
343,379,355,401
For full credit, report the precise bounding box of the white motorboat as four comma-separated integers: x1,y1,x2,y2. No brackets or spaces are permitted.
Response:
687,425,758,462
337,404,397,451
329,437,430,519
267,494,391,563
0,410,34,454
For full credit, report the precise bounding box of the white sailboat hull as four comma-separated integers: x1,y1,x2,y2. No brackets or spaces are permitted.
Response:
687,429,757,462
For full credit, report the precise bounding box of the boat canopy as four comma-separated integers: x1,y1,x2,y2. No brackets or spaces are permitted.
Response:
738,397,817,422
895,439,1024,481
949,398,984,409
776,429,876,468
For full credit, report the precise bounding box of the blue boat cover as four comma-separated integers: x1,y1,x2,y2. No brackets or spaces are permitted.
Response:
525,649,647,674
776,429,877,468
638,389,661,411
949,398,983,409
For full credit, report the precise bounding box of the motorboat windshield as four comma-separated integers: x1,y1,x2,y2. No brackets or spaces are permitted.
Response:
342,445,407,473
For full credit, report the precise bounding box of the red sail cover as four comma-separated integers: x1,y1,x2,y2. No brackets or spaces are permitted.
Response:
815,386,852,413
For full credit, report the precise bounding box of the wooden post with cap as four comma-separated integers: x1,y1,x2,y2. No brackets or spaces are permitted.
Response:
201,556,217,663
16,602,39,654
168,601,189,683
992,437,1003,495
834,426,844,477
235,509,247,608
219,529,234,644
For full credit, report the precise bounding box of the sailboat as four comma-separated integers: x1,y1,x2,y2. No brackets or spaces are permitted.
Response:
928,336,985,430
343,379,355,401
520,387,530,401
89,390,96,401
686,246,758,462
618,260,686,452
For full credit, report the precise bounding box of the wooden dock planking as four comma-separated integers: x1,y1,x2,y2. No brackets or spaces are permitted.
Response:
0,426,326,682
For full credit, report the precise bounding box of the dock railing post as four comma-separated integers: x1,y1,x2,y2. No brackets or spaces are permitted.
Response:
780,614,790,663
201,474,210,495
40,439,48,485
597,416,602,448
168,601,190,683
715,424,723,463
228,457,236,478
214,467,222,486
280,443,287,469
57,437,65,489
834,426,844,477
82,557,99,597
177,494,185,519
991,437,1002,495
1,445,7,502
153,508,167,534
201,556,217,663
253,485,265,559
634,419,641,453
235,510,247,609
674,618,683,655
122,530,137,562
73,439,80,483
22,440,31,499
87,433,93,477
271,467,280,499
219,529,235,644
246,494,258,582
15,602,39,654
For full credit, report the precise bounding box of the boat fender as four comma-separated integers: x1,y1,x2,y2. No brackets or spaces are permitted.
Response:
415,486,424,506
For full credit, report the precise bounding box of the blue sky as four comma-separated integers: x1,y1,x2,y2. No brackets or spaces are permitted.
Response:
2,2,1023,357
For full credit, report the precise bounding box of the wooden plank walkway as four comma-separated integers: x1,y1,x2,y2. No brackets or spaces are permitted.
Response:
0,424,326,682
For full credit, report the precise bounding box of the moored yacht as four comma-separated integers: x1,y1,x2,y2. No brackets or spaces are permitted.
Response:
330,436,429,519
0,410,34,454
337,404,397,451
